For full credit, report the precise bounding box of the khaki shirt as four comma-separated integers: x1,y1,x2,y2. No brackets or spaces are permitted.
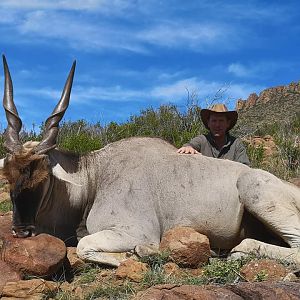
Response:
184,133,250,166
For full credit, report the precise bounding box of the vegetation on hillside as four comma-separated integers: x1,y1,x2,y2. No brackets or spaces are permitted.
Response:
1,103,298,179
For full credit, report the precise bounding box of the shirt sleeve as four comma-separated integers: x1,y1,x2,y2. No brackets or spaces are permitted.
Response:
183,135,206,153
234,138,251,166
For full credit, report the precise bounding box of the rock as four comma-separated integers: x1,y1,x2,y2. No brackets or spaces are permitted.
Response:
135,243,160,257
243,135,277,159
1,278,58,299
236,93,259,111
289,177,300,188
0,191,9,203
135,282,300,300
163,262,181,276
240,259,288,282
60,281,84,299
115,258,149,282
1,233,67,277
0,214,12,238
67,247,85,270
283,272,298,282
159,226,211,268
1,214,67,279
0,260,22,291
134,284,243,300
227,282,300,299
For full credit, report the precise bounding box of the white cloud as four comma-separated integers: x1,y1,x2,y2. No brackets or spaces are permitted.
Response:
228,63,250,78
73,85,145,103
227,61,291,79
0,1,242,54
10,10,148,53
150,77,264,107
137,21,238,51
0,0,132,13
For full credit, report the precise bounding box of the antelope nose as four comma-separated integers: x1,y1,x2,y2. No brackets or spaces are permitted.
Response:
12,225,36,238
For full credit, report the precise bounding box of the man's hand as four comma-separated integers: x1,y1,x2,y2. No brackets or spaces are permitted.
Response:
177,146,199,154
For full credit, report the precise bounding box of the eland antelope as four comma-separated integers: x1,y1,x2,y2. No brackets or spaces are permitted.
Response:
1,56,300,266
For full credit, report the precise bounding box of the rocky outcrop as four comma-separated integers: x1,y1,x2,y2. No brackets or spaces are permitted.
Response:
236,93,259,110
234,81,300,135
236,81,300,111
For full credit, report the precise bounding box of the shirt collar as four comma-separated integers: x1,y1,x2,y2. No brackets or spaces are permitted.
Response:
207,132,231,148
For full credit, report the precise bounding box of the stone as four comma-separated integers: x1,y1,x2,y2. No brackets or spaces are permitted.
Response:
289,177,300,188
1,233,67,277
134,282,300,300
0,191,9,203
0,260,22,291
236,93,258,111
1,209,66,279
163,262,181,276
159,226,211,268
283,272,298,282
135,243,160,257
228,282,300,299
67,247,85,270
134,284,243,300
0,214,12,239
115,258,149,282
243,135,277,160
1,278,58,299
240,259,289,282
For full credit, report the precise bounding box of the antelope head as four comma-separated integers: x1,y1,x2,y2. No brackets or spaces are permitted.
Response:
0,55,76,238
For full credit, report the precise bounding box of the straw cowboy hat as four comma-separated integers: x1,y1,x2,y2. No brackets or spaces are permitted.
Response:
200,103,238,131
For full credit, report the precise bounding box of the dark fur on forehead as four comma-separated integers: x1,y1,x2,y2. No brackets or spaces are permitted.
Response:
1,149,50,190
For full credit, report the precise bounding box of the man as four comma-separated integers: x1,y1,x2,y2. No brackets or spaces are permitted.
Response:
177,103,250,165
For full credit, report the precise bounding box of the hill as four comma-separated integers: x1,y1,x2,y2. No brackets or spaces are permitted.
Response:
234,81,300,136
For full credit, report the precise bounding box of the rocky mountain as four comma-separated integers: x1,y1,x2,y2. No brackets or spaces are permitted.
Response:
234,81,300,136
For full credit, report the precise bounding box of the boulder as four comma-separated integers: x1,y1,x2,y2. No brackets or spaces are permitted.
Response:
1,233,67,277
160,226,210,268
1,214,66,277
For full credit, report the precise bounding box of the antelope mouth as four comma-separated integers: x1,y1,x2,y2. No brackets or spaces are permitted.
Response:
12,225,36,238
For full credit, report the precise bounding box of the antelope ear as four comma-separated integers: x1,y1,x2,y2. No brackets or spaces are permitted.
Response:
47,148,81,186
51,162,82,186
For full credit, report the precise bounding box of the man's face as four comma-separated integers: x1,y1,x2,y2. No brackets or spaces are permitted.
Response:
207,113,231,138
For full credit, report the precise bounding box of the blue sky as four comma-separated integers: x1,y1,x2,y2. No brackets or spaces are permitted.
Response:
0,0,300,131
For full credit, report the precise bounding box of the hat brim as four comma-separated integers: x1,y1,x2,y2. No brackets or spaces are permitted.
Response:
200,109,238,131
